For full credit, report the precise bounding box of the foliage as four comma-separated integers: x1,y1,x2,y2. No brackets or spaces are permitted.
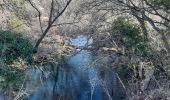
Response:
0,65,25,91
0,30,34,64
0,30,33,92
8,0,27,32
111,17,153,83
111,17,149,56
150,0,170,9
9,12,25,32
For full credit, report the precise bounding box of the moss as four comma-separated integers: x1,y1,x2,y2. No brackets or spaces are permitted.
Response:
9,12,25,32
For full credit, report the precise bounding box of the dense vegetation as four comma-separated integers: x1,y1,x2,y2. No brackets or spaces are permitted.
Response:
111,17,149,56
0,31,34,93
0,31,34,64
0,0,170,99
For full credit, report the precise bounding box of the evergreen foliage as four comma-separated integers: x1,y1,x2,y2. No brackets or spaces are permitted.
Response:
112,17,149,56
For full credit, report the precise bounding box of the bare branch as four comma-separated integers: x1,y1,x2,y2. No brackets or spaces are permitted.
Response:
34,0,73,48
27,0,43,33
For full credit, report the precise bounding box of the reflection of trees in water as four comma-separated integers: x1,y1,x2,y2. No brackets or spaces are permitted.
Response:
29,57,126,100
52,51,126,99
29,35,127,100
100,68,126,100
52,57,80,100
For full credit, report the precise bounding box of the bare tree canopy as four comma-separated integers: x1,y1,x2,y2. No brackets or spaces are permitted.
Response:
0,0,170,100
26,0,73,48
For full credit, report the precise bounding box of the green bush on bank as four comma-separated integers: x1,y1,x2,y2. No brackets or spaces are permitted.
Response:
0,30,34,91
0,65,24,91
150,0,170,9
0,30,34,64
111,17,149,56
111,17,169,83
111,17,151,81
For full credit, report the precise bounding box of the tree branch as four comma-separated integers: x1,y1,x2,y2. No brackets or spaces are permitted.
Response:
27,0,43,33
34,0,72,48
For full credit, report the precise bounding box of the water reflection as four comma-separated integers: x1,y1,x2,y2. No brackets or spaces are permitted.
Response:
28,35,126,100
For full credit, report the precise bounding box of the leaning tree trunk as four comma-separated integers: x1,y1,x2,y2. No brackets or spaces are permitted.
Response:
32,0,72,49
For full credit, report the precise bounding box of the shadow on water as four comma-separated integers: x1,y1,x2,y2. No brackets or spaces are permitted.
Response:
28,35,126,100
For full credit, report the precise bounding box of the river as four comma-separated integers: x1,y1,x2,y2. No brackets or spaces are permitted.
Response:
28,35,126,100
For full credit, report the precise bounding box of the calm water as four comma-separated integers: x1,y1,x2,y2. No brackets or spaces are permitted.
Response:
28,35,126,100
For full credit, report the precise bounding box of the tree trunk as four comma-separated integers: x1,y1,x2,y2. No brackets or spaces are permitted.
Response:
34,0,72,49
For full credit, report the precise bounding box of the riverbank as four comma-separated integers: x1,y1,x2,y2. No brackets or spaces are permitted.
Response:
25,35,126,100
0,15,75,99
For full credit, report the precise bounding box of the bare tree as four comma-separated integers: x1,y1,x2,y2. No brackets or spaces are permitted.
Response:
115,0,170,54
27,0,73,49
77,0,170,54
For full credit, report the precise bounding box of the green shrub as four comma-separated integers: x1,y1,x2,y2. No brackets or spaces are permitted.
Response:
0,30,34,91
150,0,170,9
111,17,149,56
0,65,24,91
0,30,34,64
